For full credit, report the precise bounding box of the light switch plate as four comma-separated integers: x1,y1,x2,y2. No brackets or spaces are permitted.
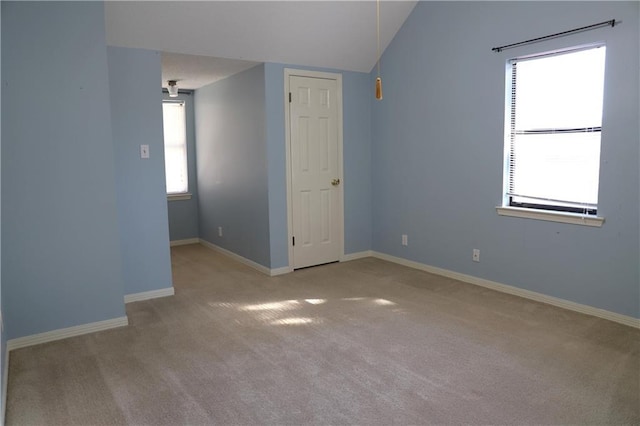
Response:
140,144,150,159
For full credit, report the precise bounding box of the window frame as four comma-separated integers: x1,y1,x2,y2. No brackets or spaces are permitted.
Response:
162,100,190,199
498,44,606,227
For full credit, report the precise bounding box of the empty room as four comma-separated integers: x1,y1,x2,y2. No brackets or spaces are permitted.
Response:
1,1,638,425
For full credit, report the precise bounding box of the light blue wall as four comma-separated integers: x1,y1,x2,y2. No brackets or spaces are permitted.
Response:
1,2,126,338
342,72,373,255
264,63,372,268
165,92,199,241
0,2,4,422
107,46,173,296
195,65,271,267
371,1,639,318
196,63,371,269
264,64,290,269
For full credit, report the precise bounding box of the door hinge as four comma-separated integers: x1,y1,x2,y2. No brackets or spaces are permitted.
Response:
289,92,292,103
292,236,295,246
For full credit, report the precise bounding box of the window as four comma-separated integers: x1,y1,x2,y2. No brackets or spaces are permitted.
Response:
501,45,606,222
162,101,188,195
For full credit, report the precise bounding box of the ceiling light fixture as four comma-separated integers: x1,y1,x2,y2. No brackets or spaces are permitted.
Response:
167,80,179,97
375,0,383,100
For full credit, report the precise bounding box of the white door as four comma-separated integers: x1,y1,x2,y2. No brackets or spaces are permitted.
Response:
289,75,342,269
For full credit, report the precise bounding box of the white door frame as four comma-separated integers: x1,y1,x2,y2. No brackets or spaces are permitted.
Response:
284,68,344,270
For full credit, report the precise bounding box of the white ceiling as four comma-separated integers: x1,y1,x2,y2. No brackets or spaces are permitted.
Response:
105,1,418,89
161,53,260,89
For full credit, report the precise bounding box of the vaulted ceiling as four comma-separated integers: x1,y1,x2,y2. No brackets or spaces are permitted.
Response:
105,1,418,89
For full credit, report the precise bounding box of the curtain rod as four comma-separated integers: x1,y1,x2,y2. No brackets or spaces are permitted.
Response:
492,19,616,53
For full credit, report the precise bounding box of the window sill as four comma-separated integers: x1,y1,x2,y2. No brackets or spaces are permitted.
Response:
496,206,604,227
167,193,192,201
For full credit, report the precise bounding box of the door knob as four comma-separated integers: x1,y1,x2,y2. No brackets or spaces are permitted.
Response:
331,178,341,186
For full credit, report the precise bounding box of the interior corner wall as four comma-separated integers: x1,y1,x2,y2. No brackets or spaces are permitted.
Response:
263,63,289,269
0,1,4,422
371,1,640,318
1,2,126,339
341,71,373,255
264,63,372,269
164,92,199,242
107,46,173,296
194,64,271,268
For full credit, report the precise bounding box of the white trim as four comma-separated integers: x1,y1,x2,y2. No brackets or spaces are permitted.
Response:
370,251,639,329
170,238,200,247
199,239,272,275
167,193,192,201
200,238,293,277
199,239,292,277
284,70,294,272
284,69,345,80
6,316,129,351
284,68,345,270
2,348,8,426
341,250,374,262
124,287,175,304
270,266,293,277
496,206,604,227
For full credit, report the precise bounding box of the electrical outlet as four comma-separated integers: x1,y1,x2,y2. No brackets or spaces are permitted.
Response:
402,234,408,246
472,249,480,262
218,227,223,237
140,144,150,159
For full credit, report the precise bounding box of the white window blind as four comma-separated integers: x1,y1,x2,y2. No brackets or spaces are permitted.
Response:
506,45,606,215
162,101,188,194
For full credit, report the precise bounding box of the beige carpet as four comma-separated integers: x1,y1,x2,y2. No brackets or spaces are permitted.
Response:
6,244,640,425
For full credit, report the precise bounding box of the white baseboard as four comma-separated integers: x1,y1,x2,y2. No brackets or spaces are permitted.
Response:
6,316,129,351
2,347,8,426
124,287,175,304
341,250,374,262
371,251,640,329
170,238,200,247
199,239,273,275
198,240,373,275
267,251,373,275
198,239,289,276
270,266,293,276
